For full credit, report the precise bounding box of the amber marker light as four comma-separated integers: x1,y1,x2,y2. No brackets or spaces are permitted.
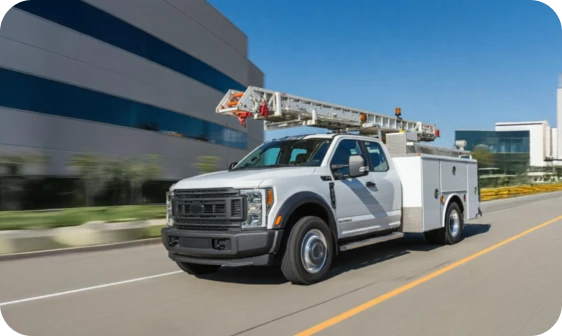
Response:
266,189,274,207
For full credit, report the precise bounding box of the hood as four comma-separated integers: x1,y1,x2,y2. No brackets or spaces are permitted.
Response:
172,167,317,190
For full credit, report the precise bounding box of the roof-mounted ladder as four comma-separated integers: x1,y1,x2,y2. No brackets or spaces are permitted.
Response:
216,86,440,143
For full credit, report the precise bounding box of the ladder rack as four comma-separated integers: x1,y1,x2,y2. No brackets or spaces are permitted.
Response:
216,86,440,142
386,133,472,159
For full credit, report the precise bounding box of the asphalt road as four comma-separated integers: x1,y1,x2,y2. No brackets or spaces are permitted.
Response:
1,192,562,336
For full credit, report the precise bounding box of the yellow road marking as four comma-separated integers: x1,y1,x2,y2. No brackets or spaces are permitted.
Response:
295,215,562,336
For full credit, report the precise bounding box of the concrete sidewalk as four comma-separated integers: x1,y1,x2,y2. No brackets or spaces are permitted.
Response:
0,219,164,257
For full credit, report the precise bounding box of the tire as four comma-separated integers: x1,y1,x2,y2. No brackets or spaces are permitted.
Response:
176,261,221,275
281,216,334,285
424,202,464,245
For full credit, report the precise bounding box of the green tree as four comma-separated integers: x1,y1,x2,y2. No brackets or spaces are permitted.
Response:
103,157,129,204
124,155,161,204
0,152,48,210
194,156,220,175
471,145,495,168
68,153,110,206
0,152,47,176
69,154,161,206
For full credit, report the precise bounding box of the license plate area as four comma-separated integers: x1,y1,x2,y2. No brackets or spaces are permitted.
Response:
179,237,232,251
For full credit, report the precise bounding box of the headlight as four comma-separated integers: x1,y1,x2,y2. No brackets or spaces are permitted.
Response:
240,188,274,229
166,191,174,226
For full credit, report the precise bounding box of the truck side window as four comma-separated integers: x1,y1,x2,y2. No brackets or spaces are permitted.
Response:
363,141,389,172
263,148,281,165
290,149,308,163
330,140,363,176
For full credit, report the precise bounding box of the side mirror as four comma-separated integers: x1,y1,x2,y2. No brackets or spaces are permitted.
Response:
348,155,368,178
228,162,238,171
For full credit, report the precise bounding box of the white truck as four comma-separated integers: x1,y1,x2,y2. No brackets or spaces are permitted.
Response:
161,87,482,285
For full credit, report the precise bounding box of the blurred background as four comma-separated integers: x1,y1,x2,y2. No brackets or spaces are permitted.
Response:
0,0,561,235
0,0,264,217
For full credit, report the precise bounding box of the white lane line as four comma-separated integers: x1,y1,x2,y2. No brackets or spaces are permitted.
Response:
0,271,183,307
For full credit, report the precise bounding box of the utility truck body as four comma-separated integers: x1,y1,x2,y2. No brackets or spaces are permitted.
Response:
161,87,481,285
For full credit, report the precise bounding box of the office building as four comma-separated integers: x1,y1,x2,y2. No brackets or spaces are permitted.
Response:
456,75,562,173
558,74,562,159
455,128,532,174
456,121,559,171
0,0,264,180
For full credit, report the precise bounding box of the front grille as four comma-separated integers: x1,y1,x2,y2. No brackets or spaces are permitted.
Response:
175,200,227,217
174,188,240,199
172,188,245,230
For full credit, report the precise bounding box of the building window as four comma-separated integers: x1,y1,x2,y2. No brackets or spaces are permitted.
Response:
455,130,531,174
0,67,247,150
14,0,246,94
455,130,530,153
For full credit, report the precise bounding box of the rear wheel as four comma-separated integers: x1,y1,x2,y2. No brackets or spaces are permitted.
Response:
281,216,334,285
176,261,221,275
424,202,464,245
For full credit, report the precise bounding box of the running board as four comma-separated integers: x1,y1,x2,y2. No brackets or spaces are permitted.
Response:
339,232,404,252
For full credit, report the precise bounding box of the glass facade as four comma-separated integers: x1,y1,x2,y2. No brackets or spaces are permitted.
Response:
455,130,531,175
0,67,247,149
455,130,530,153
14,1,246,94
4,1,250,150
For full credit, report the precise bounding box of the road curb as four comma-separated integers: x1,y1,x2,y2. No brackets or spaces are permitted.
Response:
0,219,165,261
0,237,161,262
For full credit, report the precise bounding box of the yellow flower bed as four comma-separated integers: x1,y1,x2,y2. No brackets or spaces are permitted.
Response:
480,183,562,201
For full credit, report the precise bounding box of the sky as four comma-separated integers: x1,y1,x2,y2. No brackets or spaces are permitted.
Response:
209,0,562,147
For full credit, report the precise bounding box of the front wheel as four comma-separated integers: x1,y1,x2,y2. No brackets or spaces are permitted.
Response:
281,216,334,285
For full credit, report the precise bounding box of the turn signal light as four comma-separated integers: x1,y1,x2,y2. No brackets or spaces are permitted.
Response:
266,189,274,206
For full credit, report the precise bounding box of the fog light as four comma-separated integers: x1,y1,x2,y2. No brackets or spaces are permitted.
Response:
168,236,179,247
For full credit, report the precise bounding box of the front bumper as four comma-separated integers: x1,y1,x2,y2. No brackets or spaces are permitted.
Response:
161,227,284,267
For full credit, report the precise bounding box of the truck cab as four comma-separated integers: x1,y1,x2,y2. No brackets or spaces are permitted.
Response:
161,132,480,285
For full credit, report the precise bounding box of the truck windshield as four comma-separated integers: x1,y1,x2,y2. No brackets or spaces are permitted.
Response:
233,138,332,170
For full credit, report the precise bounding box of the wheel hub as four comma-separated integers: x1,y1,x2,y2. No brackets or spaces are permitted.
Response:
449,209,460,237
301,229,328,274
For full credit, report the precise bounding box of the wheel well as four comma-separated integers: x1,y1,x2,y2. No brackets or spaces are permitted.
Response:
276,202,337,259
285,202,333,235
448,195,464,215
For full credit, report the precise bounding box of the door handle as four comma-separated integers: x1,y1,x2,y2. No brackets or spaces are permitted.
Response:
366,181,376,188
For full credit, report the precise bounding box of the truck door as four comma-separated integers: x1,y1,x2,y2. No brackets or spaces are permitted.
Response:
329,139,391,239
361,140,402,229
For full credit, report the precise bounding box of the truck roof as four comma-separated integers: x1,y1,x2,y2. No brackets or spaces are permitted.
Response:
270,134,335,141
270,133,382,142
